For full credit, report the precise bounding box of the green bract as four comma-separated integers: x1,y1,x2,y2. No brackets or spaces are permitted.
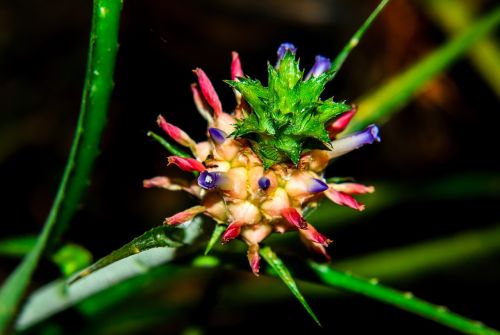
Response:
226,51,351,168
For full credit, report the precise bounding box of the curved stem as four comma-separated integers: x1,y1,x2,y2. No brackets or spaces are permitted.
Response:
0,0,123,332
310,263,500,335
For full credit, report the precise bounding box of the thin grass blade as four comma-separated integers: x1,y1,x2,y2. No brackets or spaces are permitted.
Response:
346,5,500,133
260,246,321,327
310,263,500,335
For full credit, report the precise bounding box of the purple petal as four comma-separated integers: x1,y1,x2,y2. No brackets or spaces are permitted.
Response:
305,55,331,80
197,171,220,189
258,176,271,190
307,178,329,193
329,124,381,159
208,127,227,144
276,43,297,65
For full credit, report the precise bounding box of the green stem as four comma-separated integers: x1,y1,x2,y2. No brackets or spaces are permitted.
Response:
0,0,122,332
330,0,389,76
310,263,500,335
419,0,500,98
347,5,500,133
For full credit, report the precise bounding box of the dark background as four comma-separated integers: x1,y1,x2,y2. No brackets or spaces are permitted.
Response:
1,0,499,333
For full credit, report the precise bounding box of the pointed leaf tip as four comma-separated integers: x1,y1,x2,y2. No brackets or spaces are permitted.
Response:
260,246,322,327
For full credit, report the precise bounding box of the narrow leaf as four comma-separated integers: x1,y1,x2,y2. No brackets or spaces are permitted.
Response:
147,131,191,158
0,0,123,331
420,0,500,98
330,0,389,77
310,263,500,335
68,225,185,285
204,224,225,255
347,5,500,133
260,246,321,327
16,218,205,330
0,236,37,257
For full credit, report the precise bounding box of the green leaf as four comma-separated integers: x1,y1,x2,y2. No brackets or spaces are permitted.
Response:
317,99,351,123
0,1,123,331
329,0,390,78
225,78,269,113
204,224,225,255
16,218,205,330
147,131,191,158
419,0,500,98
347,5,500,133
260,246,321,327
52,244,93,278
274,135,302,165
0,236,92,278
0,236,37,257
310,263,500,335
68,225,186,285
276,51,303,89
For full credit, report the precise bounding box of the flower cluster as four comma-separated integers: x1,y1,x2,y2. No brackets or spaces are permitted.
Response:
145,44,380,274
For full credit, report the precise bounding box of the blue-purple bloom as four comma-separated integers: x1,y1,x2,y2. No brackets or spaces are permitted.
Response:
307,178,329,193
329,124,381,159
258,176,271,190
198,170,224,189
208,127,227,144
276,43,297,65
305,55,331,80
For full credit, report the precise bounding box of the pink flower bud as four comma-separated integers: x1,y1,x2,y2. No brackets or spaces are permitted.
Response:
330,183,374,194
191,83,213,124
300,223,332,247
167,156,206,172
325,188,365,211
281,207,308,229
164,205,205,225
247,244,261,276
222,221,242,244
193,68,223,117
157,115,196,149
327,106,357,139
231,51,244,80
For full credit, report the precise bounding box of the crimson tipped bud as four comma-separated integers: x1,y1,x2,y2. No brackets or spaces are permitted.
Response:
327,106,357,139
157,115,196,148
167,156,206,172
325,188,365,211
222,221,242,243
231,51,244,80
194,68,223,117
164,205,206,225
281,207,308,229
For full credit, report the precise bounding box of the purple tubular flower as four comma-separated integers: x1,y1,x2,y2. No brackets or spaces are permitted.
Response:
258,176,271,190
329,124,381,160
198,170,220,190
276,43,297,66
208,127,227,144
305,55,331,80
307,178,329,193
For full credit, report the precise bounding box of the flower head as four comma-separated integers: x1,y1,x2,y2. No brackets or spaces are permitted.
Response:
145,44,379,274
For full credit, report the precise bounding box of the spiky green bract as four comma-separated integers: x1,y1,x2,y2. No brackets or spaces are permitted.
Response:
227,51,350,168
